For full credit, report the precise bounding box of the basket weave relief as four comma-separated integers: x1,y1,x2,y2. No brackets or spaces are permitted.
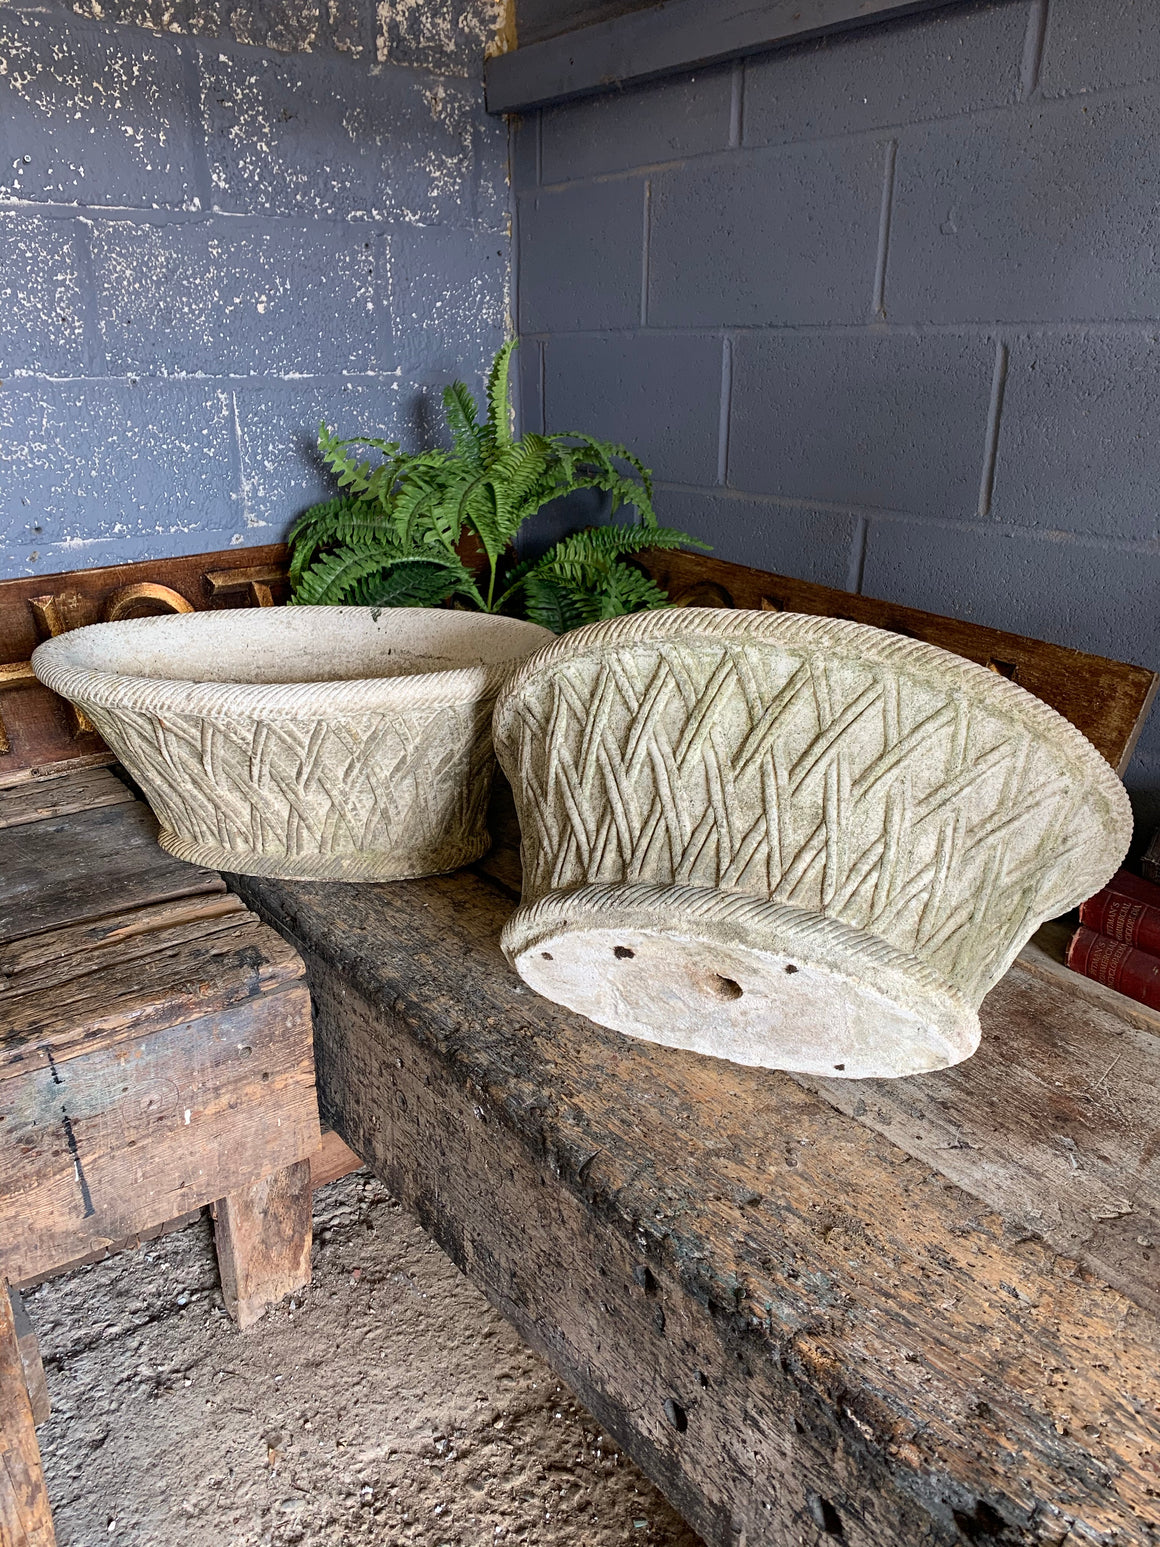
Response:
493,609,1132,1079
34,607,552,881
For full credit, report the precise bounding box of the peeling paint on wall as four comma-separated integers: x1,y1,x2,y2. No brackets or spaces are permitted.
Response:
0,0,511,576
376,0,509,74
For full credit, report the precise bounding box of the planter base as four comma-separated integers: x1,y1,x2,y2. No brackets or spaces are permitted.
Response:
160,829,491,884
502,882,979,1079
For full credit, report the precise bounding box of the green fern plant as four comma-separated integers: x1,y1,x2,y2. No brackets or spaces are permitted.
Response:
287,341,705,631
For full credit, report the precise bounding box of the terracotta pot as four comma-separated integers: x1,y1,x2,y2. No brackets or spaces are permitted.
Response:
493,609,1131,1078
34,606,551,881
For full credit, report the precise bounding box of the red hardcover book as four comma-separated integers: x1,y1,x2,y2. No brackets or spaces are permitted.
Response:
1067,925,1160,1009
1078,868,1160,956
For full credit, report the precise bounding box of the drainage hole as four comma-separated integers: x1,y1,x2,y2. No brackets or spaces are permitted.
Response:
784,963,799,974
712,974,743,1001
613,945,635,960
541,951,553,960
662,1398,688,1433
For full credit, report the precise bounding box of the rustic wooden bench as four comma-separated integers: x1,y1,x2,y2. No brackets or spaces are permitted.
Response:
0,768,326,1547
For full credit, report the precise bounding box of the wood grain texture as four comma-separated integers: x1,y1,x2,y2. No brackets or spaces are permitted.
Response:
310,1126,363,1190
0,1279,55,1547
0,982,319,1285
0,769,134,832
1,895,251,999
236,867,1160,1547
0,802,225,946
639,550,1158,775
0,544,288,787
6,1291,49,1429
213,1158,314,1330
487,0,960,111
0,917,308,1074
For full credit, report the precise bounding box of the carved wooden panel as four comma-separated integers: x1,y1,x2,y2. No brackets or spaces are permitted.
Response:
0,546,289,787
638,549,1158,776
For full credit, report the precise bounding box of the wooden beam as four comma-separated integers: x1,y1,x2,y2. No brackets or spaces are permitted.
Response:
486,0,963,113
0,1279,55,1547
213,1160,314,1331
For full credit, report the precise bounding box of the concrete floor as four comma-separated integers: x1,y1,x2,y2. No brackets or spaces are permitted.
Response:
26,1171,704,1547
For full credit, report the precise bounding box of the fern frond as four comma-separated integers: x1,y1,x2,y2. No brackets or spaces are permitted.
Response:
290,540,409,607
485,339,517,446
442,382,486,466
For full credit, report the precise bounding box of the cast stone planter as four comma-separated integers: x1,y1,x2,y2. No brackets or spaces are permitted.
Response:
493,608,1131,1079
34,606,551,882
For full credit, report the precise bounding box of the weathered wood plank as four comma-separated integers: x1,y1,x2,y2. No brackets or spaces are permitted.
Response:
486,0,960,112
0,768,134,832
237,867,1160,1547
796,960,1160,1316
0,802,224,945
213,1158,314,1330
0,918,306,1075
311,1125,363,1189
7,1290,49,1428
0,982,319,1285
1,896,251,999
639,549,1159,774
0,1278,55,1547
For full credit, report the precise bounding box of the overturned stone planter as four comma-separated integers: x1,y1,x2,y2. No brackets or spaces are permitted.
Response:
493,609,1132,1079
34,606,551,881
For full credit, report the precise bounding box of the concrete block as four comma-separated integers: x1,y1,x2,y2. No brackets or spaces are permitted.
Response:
518,180,644,333
234,381,425,531
654,489,860,589
648,141,883,327
1039,0,1160,98
0,11,199,210
542,332,722,487
390,224,508,379
991,333,1160,543
889,89,1160,322
510,112,540,192
728,331,994,518
516,336,544,435
744,0,1024,147
861,517,1160,818
540,63,734,184
92,219,385,377
201,53,506,228
0,382,238,578
375,0,505,76
69,0,369,54
0,214,86,377
860,516,1160,669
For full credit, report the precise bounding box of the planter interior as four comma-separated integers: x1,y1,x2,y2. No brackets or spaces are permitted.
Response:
34,606,552,882
494,609,1132,1079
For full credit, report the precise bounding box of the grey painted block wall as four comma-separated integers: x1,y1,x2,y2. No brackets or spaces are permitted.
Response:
512,0,1160,828
0,0,509,576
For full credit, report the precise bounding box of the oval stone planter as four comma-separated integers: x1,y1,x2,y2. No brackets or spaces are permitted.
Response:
493,609,1132,1079
34,606,552,882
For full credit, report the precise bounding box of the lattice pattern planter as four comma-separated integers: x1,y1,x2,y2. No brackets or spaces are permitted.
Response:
34,607,551,881
493,609,1131,1078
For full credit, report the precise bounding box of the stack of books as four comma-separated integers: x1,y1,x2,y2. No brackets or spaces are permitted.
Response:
1067,868,1160,1009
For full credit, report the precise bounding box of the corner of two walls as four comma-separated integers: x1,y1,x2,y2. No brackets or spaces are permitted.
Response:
510,0,1160,827
0,0,512,575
